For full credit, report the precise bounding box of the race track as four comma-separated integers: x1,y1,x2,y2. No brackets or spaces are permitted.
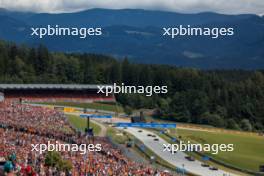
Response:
123,127,236,176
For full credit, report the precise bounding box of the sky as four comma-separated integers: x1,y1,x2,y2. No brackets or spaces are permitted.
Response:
0,0,263,15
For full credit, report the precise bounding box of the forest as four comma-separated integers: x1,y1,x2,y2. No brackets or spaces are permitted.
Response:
0,40,264,132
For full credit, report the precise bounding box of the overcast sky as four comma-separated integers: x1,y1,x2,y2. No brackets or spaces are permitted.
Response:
0,0,263,15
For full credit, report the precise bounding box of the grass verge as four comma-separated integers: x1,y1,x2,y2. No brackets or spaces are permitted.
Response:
66,114,101,135
169,128,264,172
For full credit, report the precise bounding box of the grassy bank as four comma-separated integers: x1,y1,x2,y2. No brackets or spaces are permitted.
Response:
66,114,101,135
172,128,264,172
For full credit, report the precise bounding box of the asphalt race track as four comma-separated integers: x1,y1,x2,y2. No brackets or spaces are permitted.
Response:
123,127,236,176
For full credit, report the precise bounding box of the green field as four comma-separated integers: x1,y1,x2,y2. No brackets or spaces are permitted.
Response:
66,115,101,135
107,127,130,144
33,101,123,112
172,128,264,172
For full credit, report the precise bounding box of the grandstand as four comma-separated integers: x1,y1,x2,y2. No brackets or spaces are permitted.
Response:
0,84,115,103
0,98,172,175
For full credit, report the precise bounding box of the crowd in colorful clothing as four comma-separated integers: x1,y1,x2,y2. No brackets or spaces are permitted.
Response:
0,100,172,176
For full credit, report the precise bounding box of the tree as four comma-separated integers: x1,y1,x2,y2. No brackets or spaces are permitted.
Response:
124,106,133,115
121,58,133,84
139,65,152,86
45,151,72,172
226,119,240,130
158,98,170,114
201,112,225,127
58,159,72,172
240,119,253,131
0,40,263,131
45,151,61,168
109,61,121,83
35,45,51,75
82,58,96,83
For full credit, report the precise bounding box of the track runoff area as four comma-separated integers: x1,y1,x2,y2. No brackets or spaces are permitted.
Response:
79,113,236,176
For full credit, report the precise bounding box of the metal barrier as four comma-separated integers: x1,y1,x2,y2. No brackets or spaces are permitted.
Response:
0,92,4,102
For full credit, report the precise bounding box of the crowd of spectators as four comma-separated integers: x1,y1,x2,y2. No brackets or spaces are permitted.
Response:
0,100,172,176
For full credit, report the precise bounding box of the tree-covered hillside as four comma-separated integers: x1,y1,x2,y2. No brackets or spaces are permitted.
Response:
0,41,264,131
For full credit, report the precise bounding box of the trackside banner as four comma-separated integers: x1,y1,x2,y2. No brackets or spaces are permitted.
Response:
115,123,176,128
80,114,112,118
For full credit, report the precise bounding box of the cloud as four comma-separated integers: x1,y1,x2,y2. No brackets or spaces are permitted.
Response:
0,0,263,15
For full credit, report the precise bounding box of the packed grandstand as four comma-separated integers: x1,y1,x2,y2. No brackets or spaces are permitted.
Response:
0,85,172,176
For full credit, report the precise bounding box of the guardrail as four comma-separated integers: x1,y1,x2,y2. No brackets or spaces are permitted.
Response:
0,92,4,102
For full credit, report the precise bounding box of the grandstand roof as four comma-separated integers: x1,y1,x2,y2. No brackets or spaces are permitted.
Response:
0,84,111,90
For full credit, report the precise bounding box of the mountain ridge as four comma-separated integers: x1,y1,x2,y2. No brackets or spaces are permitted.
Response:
0,8,263,69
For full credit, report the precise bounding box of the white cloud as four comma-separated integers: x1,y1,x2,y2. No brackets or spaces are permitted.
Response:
0,0,263,15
